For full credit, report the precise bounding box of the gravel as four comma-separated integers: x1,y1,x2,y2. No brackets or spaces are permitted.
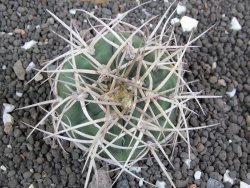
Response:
0,0,249,188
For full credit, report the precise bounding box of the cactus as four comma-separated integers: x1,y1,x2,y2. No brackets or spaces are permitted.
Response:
21,2,218,188
56,31,178,161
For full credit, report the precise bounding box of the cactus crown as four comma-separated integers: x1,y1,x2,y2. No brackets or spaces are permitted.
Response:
20,2,218,188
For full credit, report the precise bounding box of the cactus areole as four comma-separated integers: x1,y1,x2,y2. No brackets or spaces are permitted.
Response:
56,32,177,161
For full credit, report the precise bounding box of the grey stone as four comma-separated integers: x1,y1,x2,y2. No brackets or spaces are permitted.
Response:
33,173,41,180
112,3,119,14
102,8,112,16
218,79,226,86
13,60,25,80
4,147,12,154
7,170,16,177
37,157,44,164
17,7,25,13
247,173,250,180
233,144,243,157
229,171,237,179
13,129,22,138
207,178,224,188
233,159,241,170
68,173,77,186
23,171,32,178
210,172,222,181
4,123,13,135
246,115,250,127
72,151,79,160
218,151,227,161
229,123,240,134
89,169,112,188
8,177,18,188
0,4,6,11
146,158,153,166
209,76,218,84
47,17,54,25
215,99,225,109
176,178,189,188
173,171,182,180
116,180,130,188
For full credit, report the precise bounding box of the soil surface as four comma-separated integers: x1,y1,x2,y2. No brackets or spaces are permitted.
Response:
0,0,249,188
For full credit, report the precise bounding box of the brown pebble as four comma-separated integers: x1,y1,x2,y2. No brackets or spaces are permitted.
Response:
14,28,26,35
196,143,205,153
245,131,250,142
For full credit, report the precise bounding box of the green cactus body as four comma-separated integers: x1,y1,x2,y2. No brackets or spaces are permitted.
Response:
57,32,177,161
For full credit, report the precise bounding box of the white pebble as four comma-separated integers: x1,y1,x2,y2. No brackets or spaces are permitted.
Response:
2,65,6,70
226,88,236,98
21,40,37,50
69,9,76,15
34,73,43,81
194,170,202,180
142,9,152,17
171,18,180,25
16,91,23,97
230,17,242,31
35,74,43,82
35,25,40,29
177,3,186,15
155,180,166,188
3,113,14,126
3,103,15,128
116,13,124,19
180,16,198,32
3,103,15,113
139,178,144,187
0,165,7,172
185,159,191,169
240,181,250,188
223,170,235,185
28,184,35,188
129,167,141,173
218,79,226,87
26,62,35,72
229,140,232,143
212,62,217,70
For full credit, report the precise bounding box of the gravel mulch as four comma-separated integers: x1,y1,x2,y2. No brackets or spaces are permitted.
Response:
0,0,249,187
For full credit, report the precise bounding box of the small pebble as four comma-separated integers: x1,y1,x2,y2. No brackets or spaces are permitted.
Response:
13,60,25,80
230,17,242,31
209,76,218,84
207,178,224,188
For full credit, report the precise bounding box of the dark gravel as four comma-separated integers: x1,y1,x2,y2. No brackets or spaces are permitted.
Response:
0,0,250,188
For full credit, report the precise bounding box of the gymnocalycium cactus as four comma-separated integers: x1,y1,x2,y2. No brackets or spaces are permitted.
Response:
21,2,218,187
57,30,178,162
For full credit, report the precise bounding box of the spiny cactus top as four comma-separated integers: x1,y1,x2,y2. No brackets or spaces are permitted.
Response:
21,3,216,187
57,32,178,161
